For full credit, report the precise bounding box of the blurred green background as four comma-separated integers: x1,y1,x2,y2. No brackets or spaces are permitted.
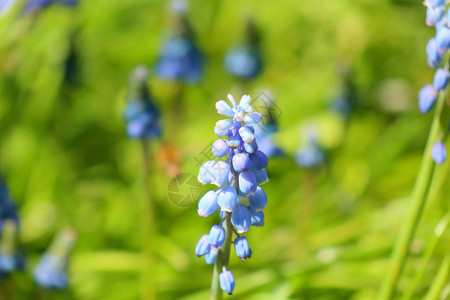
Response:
1,0,449,299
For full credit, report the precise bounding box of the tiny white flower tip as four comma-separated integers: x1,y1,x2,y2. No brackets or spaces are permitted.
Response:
227,94,237,106
197,210,207,217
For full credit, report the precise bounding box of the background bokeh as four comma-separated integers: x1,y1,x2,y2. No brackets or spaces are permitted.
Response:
1,0,449,299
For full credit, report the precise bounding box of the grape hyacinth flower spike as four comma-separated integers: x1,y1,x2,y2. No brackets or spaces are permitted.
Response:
33,228,77,289
155,0,203,83
330,63,358,119
224,18,263,80
123,66,162,139
377,2,450,299
195,94,269,298
415,0,450,162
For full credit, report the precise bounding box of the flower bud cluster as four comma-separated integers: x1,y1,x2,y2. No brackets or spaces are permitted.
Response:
420,0,448,164
123,66,162,139
195,94,269,295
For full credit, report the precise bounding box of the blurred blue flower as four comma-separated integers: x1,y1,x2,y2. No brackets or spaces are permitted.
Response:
24,0,78,12
426,5,446,27
224,45,262,79
433,68,450,90
156,37,203,83
330,96,352,118
34,228,76,289
254,124,283,158
224,18,262,80
436,26,450,52
156,1,203,83
0,0,14,12
124,66,162,139
329,63,359,119
432,141,447,164
34,255,68,289
295,130,325,169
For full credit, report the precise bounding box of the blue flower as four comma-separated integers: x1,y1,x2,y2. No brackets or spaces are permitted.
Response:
433,68,450,90
426,38,444,68
208,225,226,248
34,255,68,289
426,6,446,27
217,186,237,212
33,228,76,290
429,0,446,7
196,94,270,294
418,84,438,114
212,139,229,158
0,0,14,12
231,205,251,233
249,208,264,226
253,167,269,185
124,66,161,139
234,236,252,260
219,269,235,295
248,186,267,211
205,247,218,265
224,45,262,79
156,37,203,83
23,0,78,12
436,25,450,52
197,190,218,217
232,153,251,172
239,171,257,195
432,141,447,164
249,150,268,169
295,131,325,169
295,145,324,168
195,234,211,256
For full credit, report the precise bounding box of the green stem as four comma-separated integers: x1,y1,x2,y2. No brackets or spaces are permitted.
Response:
38,287,50,300
211,212,232,300
376,91,448,300
400,213,449,300
0,276,14,300
423,254,450,300
211,173,238,300
140,139,156,300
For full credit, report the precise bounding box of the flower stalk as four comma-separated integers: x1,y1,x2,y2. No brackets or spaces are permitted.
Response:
377,89,449,300
211,211,232,300
140,139,156,300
